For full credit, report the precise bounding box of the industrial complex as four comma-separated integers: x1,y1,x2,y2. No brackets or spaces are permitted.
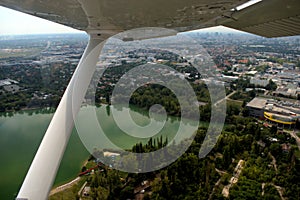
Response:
246,97,300,128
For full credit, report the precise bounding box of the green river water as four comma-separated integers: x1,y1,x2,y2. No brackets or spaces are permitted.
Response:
0,105,200,199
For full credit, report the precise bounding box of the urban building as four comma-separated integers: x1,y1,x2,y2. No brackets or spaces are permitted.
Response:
247,97,300,127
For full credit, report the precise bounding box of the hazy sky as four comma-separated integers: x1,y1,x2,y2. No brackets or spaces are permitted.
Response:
0,6,82,35
0,6,243,35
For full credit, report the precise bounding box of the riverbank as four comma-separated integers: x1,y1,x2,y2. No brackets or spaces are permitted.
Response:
50,160,88,196
50,177,81,196
49,151,119,197
0,101,104,116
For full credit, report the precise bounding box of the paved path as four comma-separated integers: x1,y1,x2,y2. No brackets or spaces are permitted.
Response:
262,183,266,196
208,168,228,200
222,160,245,198
262,183,286,200
268,152,278,172
49,177,81,196
286,130,300,151
215,168,227,176
208,178,222,200
273,184,286,200
214,91,237,106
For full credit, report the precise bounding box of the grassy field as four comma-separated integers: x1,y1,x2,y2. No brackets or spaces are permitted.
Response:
0,48,43,59
226,99,243,108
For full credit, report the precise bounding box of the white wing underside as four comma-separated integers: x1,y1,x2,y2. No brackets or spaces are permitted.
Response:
0,0,299,38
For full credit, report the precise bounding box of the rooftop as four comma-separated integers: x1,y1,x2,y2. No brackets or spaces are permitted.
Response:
246,97,268,109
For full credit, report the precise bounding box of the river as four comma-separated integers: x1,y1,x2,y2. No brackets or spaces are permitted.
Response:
0,105,200,199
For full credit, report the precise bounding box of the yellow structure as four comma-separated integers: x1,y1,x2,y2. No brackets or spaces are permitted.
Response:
264,112,296,125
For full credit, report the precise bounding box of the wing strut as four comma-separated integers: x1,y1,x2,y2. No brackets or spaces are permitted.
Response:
16,35,105,200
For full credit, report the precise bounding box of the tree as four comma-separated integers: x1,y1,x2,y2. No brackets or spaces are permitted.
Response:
119,186,134,199
269,143,281,156
266,79,277,91
270,125,278,135
222,146,232,168
81,166,87,172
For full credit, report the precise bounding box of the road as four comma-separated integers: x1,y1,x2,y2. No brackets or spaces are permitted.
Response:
285,130,300,151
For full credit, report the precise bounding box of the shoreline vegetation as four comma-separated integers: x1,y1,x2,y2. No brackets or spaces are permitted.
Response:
49,151,120,198
0,106,56,117
49,159,90,196
0,102,105,117
49,159,90,197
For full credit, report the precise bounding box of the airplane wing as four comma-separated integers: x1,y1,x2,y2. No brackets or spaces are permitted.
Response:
0,0,299,38
0,0,300,37
220,0,300,38
0,0,247,33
